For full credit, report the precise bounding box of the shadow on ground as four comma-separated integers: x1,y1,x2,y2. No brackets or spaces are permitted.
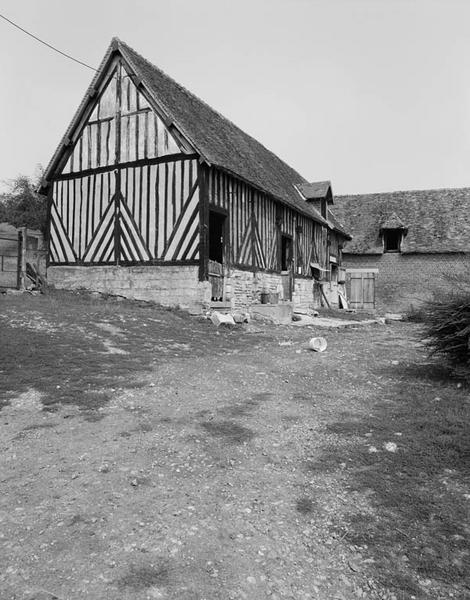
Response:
0,291,261,418
308,360,470,599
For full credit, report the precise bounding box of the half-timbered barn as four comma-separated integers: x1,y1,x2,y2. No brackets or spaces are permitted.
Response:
41,38,350,312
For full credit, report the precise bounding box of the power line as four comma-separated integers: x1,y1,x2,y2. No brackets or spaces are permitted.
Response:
0,13,97,72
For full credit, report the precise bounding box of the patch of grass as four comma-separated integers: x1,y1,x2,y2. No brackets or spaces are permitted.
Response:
116,562,169,590
22,422,55,431
296,497,316,514
201,420,254,444
0,289,239,415
318,366,470,597
316,307,377,321
222,392,273,418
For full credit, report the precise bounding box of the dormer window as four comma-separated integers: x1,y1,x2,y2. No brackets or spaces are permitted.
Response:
296,180,333,220
380,212,408,254
383,229,402,252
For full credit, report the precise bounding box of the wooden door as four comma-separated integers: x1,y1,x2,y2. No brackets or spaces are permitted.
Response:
208,211,227,301
346,269,377,310
0,233,20,289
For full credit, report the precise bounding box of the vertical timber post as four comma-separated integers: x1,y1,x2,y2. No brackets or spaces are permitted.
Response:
45,185,53,269
198,162,209,282
275,203,282,272
251,191,256,273
114,59,122,265
19,227,27,290
16,229,22,290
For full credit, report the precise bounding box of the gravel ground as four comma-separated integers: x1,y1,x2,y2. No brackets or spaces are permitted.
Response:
0,292,469,600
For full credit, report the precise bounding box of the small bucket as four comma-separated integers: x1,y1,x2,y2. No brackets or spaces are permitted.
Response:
308,337,327,352
260,292,270,304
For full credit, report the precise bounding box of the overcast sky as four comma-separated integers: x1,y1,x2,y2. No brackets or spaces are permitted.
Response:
1,0,469,195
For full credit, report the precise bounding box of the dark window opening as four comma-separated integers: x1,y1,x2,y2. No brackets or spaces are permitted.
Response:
281,235,292,271
383,230,402,252
331,262,338,283
209,211,226,263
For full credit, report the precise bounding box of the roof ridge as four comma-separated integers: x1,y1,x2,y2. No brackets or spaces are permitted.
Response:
337,185,470,198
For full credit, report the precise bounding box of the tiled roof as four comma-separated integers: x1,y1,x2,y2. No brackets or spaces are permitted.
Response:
380,211,408,231
333,187,470,254
44,38,345,229
297,181,332,201
117,40,334,225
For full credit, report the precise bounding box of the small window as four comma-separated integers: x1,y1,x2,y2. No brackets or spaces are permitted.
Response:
383,230,402,252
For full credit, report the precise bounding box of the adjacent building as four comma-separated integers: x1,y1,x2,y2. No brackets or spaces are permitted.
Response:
333,187,470,312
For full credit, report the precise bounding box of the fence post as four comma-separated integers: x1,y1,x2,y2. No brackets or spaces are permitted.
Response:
19,227,27,290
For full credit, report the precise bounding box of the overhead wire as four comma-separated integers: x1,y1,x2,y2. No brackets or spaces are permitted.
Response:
0,12,97,72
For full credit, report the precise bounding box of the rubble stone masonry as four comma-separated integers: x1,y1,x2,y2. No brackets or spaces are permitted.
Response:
48,265,345,314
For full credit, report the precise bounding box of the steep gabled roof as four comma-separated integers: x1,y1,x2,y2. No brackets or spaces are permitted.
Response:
334,187,470,254
43,38,342,229
116,40,329,224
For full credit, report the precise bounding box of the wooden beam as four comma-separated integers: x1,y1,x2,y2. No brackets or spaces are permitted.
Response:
53,153,199,182
198,162,209,282
45,185,53,268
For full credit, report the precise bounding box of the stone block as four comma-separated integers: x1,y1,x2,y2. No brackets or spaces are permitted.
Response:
250,303,293,325
210,312,236,327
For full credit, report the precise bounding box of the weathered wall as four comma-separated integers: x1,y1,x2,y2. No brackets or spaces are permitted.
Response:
292,278,315,312
342,252,470,312
208,168,332,276
47,265,211,310
225,269,284,309
224,268,343,311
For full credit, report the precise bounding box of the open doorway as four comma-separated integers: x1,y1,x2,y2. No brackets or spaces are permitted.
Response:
280,234,293,301
208,210,226,301
281,235,292,271
209,211,226,263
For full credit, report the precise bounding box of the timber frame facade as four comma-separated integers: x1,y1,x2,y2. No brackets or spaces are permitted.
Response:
41,38,350,311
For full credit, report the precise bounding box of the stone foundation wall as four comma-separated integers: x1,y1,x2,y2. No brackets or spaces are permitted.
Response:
47,265,211,310
225,268,342,311
342,252,470,312
48,263,347,314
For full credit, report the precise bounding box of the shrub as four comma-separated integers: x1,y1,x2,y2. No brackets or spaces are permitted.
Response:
0,170,47,232
405,303,427,323
422,291,470,372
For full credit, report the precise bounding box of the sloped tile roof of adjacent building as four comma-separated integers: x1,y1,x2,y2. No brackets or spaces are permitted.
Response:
333,187,470,254
43,38,347,232
380,211,408,231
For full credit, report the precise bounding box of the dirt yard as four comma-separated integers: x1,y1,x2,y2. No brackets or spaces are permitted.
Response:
0,291,469,600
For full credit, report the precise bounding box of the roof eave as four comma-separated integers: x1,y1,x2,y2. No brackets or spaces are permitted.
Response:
214,165,330,227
